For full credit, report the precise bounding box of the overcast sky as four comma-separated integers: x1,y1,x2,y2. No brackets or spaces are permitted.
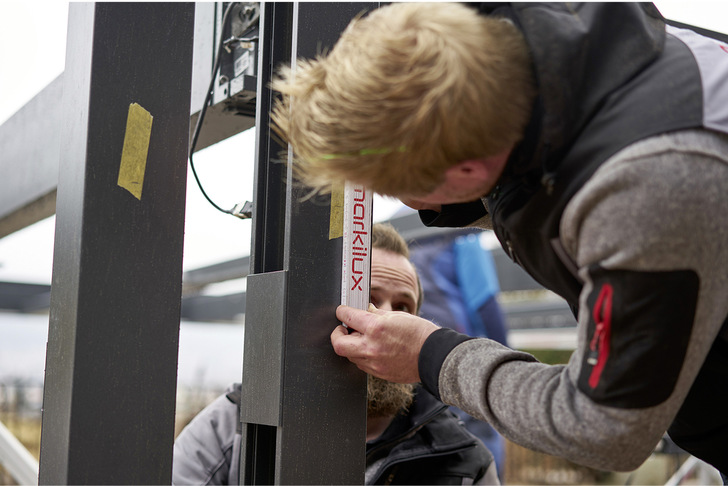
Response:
0,1,726,285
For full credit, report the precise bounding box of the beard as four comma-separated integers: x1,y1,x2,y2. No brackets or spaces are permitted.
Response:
367,375,415,418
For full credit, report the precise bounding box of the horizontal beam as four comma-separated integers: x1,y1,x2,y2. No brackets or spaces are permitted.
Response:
180,213,451,291
0,281,51,312
1,211,545,319
182,256,250,294
0,3,256,241
0,75,63,239
180,212,543,290
183,291,574,328
180,292,246,321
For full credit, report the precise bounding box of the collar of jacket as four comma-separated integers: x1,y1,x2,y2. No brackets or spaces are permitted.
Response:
365,386,474,463
476,3,666,188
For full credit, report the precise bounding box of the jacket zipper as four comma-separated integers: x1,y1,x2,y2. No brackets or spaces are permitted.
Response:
587,283,613,389
366,405,446,462
505,239,524,268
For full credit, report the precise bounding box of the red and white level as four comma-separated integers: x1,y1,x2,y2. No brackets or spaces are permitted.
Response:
341,181,372,314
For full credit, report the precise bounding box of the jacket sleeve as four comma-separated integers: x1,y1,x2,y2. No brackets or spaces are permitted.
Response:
425,129,728,471
172,387,240,485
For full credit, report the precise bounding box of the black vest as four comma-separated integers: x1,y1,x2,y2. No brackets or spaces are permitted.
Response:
487,31,705,306
426,4,728,472
482,4,713,306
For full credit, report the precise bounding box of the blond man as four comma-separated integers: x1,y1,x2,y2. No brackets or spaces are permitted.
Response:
272,2,728,477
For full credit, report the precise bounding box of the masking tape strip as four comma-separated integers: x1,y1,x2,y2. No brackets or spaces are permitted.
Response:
329,183,344,239
118,103,153,200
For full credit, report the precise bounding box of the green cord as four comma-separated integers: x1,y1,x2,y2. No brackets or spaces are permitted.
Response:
320,146,407,160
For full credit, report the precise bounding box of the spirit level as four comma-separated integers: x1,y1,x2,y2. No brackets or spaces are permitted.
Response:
341,181,373,318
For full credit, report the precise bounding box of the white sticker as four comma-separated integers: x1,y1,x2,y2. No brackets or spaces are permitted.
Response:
234,50,251,77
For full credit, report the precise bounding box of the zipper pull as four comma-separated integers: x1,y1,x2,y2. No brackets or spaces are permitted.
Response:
505,239,525,268
540,172,556,196
587,322,604,365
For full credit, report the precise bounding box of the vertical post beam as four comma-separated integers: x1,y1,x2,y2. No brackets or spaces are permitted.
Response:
241,5,292,482
38,3,194,484
241,3,379,484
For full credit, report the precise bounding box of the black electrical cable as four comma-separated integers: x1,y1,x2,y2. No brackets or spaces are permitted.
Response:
189,2,239,216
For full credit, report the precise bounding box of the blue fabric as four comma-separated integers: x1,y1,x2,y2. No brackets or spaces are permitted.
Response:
410,231,509,480
454,234,508,345
430,243,471,334
454,234,500,305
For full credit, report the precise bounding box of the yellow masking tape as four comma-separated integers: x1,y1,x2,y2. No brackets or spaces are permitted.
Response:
118,103,153,200
329,183,344,239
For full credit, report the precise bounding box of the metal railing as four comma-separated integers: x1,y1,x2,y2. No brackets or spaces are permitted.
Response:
0,420,38,485
665,455,723,485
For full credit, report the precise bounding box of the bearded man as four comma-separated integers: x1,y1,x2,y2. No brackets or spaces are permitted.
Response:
172,223,499,485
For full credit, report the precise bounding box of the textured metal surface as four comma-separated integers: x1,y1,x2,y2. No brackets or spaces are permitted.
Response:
241,4,293,483
38,3,194,484
240,3,379,484
248,1,290,278
240,270,287,426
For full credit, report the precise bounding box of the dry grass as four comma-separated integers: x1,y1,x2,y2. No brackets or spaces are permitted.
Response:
0,389,703,486
1,417,40,460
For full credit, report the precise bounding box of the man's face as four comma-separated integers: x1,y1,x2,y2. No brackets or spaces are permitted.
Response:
400,178,486,210
399,152,512,211
369,248,419,314
398,159,496,211
367,248,419,418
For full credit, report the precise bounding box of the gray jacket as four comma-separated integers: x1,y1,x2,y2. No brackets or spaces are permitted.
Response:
172,383,500,485
418,2,728,474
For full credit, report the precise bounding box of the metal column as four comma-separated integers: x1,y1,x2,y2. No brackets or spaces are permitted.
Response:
38,3,194,484
241,3,379,484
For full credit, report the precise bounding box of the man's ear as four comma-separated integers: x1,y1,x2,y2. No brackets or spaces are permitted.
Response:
444,158,491,182
444,150,511,186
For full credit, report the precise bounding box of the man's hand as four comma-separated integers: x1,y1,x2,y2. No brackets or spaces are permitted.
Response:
331,304,439,383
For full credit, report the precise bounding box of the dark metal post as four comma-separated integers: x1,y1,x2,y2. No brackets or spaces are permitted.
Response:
38,3,194,484
241,3,379,484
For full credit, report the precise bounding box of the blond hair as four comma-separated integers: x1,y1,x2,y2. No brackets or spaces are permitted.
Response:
271,2,535,198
